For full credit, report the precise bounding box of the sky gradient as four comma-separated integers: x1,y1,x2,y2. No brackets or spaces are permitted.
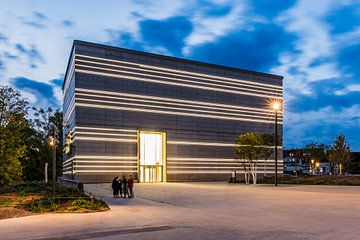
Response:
0,0,359,150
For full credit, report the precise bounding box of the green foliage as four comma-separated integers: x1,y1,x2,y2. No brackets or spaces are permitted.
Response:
0,198,12,207
68,198,107,211
23,107,63,182
0,182,85,199
235,132,263,162
328,135,351,174
30,198,60,213
0,86,29,187
1,182,108,213
292,142,327,164
259,175,360,186
260,134,275,160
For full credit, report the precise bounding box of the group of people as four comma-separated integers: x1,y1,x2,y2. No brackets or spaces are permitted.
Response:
111,175,134,198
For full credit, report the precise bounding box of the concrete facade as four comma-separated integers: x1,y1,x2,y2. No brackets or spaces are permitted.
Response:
62,40,283,183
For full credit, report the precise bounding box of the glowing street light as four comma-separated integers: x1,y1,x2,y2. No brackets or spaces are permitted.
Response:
271,101,281,187
49,136,55,147
49,127,57,197
272,102,280,111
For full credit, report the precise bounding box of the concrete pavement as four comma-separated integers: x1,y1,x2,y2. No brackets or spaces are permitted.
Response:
0,183,360,239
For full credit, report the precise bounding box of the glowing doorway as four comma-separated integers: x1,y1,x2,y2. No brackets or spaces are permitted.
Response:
139,132,166,183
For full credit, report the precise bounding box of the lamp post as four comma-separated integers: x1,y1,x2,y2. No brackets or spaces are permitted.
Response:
49,127,56,197
272,102,280,186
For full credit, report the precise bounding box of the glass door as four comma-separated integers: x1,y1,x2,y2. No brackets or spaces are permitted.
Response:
139,132,165,182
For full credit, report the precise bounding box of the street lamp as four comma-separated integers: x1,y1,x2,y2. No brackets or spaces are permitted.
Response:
316,162,320,174
49,127,56,197
311,159,315,175
272,101,281,186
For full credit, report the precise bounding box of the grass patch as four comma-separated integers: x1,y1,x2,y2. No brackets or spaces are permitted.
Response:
0,182,109,219
258,175,360,185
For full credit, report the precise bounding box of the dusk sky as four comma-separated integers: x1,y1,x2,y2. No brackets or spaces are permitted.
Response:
0,0,359,150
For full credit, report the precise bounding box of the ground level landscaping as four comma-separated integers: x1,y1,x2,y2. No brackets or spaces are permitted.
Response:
0,182,109,220
257,175,360,185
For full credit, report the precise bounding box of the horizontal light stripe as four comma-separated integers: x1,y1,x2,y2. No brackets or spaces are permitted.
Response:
76,92,282,121
75,170,137,173
167,158,282,163
63,156,76,164
76,88,282,115
63,165,72,170
73,136,137,142
75,126,137,132
74,165,136,168
75,54,282,90
63,171,73,174
168,141,283,148
76,63,281,97
74,131,136,137
167,170,282,174
168,141,235,147
166,166,281,169
75,160,136,164
75,102,281,124
75,155,137,159
63,161,73,167
167,162,283,165
76,96,281,122
75,69,282,100
75,58,282,93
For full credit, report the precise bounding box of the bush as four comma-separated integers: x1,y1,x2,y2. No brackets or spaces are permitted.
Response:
68,198,107,211
29,198,61,213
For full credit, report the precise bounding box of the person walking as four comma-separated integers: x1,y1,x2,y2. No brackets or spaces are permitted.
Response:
111,176,119,198
128,175,134,198
122,176,128,198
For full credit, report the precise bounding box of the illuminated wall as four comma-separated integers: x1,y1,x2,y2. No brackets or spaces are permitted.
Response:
62,40,283,182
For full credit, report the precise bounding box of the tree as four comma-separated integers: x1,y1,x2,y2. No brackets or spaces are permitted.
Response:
26,108,63,182
235,132,263,184
328,135,351,175
0,86,29,187
260,134,274,176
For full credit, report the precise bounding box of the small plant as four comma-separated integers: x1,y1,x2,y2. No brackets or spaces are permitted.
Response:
29,198,60,213
69,198,91,211
0,198,12,207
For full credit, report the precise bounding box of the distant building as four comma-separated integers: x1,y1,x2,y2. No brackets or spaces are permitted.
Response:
62,40,283,183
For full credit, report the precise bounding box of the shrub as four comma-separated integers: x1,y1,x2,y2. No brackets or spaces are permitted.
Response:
29,198,60,213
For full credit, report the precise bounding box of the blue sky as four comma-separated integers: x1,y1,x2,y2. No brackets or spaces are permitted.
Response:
0,0,359,150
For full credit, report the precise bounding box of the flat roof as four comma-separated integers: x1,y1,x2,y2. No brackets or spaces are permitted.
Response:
63,39,283,89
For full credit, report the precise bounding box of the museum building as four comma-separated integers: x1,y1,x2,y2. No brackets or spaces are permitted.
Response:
62,40,283,183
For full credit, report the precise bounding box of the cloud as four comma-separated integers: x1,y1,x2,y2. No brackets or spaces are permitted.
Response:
139,16,193,55
250,0,297,20
187,22,296,72
284,104,360,150
0,0,359,150
335,84,360,96
287,80,360,113
14,43,45,68
12,77,61,108
183,2,250,55
61,20,74,27
22,11,48,29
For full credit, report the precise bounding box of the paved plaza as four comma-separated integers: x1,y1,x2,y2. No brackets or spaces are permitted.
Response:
0,183,360,239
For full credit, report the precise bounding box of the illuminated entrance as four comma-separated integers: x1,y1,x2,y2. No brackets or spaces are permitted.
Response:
139,131,166,183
